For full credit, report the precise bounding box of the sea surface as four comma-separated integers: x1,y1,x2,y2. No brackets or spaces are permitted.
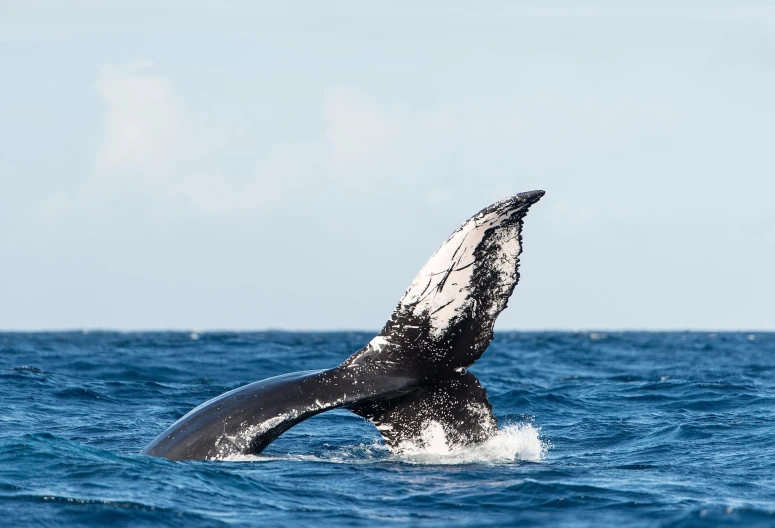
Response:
1,331,774,527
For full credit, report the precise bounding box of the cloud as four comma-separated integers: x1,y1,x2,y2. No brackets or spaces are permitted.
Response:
75,61,191,211
95,61,181,170
29,61,201,227
32,61,336,226
30,62,678,242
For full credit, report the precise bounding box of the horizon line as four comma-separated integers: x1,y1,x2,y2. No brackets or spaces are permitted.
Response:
0,327,772,334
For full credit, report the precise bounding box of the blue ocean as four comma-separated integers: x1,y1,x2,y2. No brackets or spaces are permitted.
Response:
1,331,774,527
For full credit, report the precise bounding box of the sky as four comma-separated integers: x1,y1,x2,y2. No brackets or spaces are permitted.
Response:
1,1,773,331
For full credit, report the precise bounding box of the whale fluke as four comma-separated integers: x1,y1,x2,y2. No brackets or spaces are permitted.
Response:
351,369,497,451
141,190,544,460
345,189,543,450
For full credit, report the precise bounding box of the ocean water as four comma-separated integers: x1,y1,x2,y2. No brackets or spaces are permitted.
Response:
1,331,774,527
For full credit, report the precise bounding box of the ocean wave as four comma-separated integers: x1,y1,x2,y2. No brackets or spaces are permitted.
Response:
3,331,775,527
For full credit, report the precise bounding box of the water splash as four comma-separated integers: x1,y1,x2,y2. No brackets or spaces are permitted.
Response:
220,422,547,465
394,422,547,465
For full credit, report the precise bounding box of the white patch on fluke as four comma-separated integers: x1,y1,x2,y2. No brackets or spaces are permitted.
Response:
350,335,391,367
370,336,390,349
210,392,353,460
211,410,301,460
400,202,522,337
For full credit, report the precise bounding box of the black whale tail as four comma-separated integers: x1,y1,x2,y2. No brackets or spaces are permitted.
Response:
141,191,544,460
342,190,544,451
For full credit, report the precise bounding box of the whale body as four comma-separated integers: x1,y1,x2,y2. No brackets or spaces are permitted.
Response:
142,190,544,460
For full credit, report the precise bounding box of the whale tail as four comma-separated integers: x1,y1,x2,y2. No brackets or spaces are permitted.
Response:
350,369,497,451
141,191,544,460
343,190,544,451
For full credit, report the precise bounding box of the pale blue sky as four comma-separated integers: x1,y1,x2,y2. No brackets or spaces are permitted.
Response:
1,2,773,330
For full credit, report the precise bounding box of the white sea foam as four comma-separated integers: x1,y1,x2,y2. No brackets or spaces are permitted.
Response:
394,422,547,465
219,422,547,465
